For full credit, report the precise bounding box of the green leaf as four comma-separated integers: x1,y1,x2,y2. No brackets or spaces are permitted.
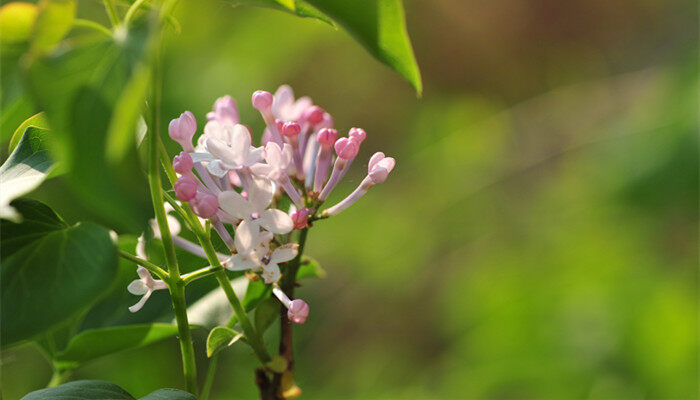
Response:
30,0,76,54
296,256,326,280
1,221,118,347
254,297,279,334
230,0,334,27
305,0,422,95
0,198,66,258
206,326,244,357
25,20,152,232
1,95,35,143
105,64,150,163
53,323,182,370
21,380,135,400
139,389,197,400
0,126,53,222
8,112,49,152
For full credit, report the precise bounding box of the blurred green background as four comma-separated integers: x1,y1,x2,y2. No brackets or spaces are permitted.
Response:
2,0,698,398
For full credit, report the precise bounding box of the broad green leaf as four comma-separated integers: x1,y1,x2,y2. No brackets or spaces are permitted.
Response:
0,198,66,258
1,221,118,347
21,380,135,400
30,0,76,54
254,297,279,334
0,126,53,222
139,389,197,400
25,21,153,232
0,2,38,44
296,256,326,279
9,112,48,152
206,326,244,357
53,323,181,370
304,0,422,95
230,0,334,27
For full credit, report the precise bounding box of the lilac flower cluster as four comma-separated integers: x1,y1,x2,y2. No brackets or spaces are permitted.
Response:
128,85,395,323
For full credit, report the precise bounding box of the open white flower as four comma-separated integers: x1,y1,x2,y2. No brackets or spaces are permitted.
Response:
250,142,293,180
128,267,167,313
272,85,312,122
219,176,293,254
226,231,298,284
191,124,264,177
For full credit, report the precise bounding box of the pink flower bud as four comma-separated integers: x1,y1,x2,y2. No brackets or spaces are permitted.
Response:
190,192,219,218
173,151,194,174
290,209,309,230
207,95,239,125
275,119,284,132
252,90,273,111
287,299,309,324
174,176,198,201
303,106,325,124
349,127,366,143
168,111,197,151
317,128,338,146
367,152,396,184
282,121,301,137
334,137,360,160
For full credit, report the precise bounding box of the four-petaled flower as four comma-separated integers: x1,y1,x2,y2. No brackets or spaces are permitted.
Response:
218,176,293,254
193,123,264,177
227,231,298,284
127,267,167,313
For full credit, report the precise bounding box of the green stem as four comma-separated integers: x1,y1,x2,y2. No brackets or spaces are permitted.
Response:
102,0,120,27
200,354,219,400
72,19,113,37
147,20,197,394
169,282,199,394
182,265,219,284
123,0,148,26
118,249,168,279
47,369,72,387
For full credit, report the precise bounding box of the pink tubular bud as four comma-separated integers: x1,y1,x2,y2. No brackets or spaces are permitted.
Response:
275,119,284,132
190,192,219,218
349,127,366,143
303,106,325,125
261,129,273,146
290,209,309,230
367,152,396,184
207,95,239,125
334,137,360,160
173,151,194,174
282,121,301,137
174,176,198,201
252,90,273,111
287,299,309,324
317,128,338,146
168,111,197,151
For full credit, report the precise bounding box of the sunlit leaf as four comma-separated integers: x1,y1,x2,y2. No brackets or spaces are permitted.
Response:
305,0,422,95
0,126,53,222
9,112,48,152
0,198,66,258
53,323,182,370
206,326,244,357
0,2,38,45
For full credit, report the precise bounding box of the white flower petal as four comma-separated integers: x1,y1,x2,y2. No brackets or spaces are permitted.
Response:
218,191,254,220
190,152,215,163
248,177,274,212
261,263,281,284
259,209,293,234
129,291,153,313
234,219,260,255
270,243,298,264
249,163,274,177
226,253,259,271
244,146,264,166
127,280,149,295
207,160,230,178
231,124,252,165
